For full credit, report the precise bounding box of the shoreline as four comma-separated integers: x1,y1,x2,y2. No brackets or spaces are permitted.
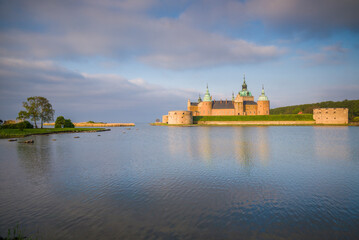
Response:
0,128,110,139
44,122,135,127
150,122,356,127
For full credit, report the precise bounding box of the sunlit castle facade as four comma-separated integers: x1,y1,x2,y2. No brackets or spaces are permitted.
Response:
187,76,270,116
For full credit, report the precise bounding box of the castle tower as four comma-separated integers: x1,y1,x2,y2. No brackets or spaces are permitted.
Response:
257,85,270,115
200,84,212,116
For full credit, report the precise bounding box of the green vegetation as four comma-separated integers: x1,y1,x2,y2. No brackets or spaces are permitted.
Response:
0,224,38,240
0,128,106,138
87,121,105,124
17,96,55,128
64,119,74,128
55,116,74,128
193,114,314,122
0,121,34,129
270,99,359,120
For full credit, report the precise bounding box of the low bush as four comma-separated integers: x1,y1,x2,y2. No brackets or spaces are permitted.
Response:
0,121,34,129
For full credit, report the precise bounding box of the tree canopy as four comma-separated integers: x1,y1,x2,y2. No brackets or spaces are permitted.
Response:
55,116,75,128
17,96,55,128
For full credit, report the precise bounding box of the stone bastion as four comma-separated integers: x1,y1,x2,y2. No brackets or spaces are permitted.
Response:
165,111,193,125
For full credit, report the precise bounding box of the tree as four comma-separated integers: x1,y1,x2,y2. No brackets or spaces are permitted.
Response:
55,116,74,128
38,97,55,128
17,96,54,128
64,119,75,128
55,116,65,128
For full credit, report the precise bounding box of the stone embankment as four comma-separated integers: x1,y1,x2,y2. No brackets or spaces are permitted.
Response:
45,122,135,127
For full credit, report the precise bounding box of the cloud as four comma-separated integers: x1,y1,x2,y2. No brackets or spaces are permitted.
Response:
298,43,348,66
179,0,359,36
0,0,283,70
0,58,197,122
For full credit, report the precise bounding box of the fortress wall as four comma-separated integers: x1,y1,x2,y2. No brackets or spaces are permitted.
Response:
162,115,168,124
244,105,257,115
257,101,270,115
211,109,235,116
313,108,348,124
188,106,198,112
199,102,212,116
168,111,193,125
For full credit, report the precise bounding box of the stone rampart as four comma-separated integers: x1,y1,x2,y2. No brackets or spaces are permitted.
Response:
168,111,193,125
313,108,348,124
162,115,168,124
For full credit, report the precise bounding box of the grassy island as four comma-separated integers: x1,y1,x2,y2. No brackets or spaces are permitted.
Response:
193,114,314,122
0,128,108,139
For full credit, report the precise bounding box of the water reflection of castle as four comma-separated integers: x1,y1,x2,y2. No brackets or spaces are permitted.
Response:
166,127,270,166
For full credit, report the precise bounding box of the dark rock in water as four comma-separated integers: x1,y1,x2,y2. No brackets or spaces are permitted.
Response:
23,139,34,143
74,136,80,138
98,135,101,136
52,139,56,141
8,139,17,142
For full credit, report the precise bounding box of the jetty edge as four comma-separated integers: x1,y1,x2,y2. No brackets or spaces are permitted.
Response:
44,122,135,127
0,128,110,139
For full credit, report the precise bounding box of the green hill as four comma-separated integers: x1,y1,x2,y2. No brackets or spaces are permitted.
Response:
270,99,359,120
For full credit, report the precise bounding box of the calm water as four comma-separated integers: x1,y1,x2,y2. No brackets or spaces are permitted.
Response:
0,125,359,239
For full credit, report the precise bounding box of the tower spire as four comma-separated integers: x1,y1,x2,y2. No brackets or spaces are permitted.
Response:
242,74,247,91
203,84,211,102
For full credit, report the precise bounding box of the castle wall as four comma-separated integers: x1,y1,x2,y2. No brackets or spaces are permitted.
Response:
313,108,348,124
162,115,168,124
199,102,212,116
257,101,270,115
168,111,193,124
188,105,198,112
244,105,257,115
211,109,235,116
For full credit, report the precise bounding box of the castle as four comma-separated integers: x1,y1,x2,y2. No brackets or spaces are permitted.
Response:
187,75,270,116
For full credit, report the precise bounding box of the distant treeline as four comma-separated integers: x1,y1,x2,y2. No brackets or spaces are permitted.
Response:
270,99,359,120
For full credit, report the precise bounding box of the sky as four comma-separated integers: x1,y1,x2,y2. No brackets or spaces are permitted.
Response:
0,0,358,123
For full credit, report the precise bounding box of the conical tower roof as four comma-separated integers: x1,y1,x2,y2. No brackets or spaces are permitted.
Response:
203,84,211,102
258,85,269,101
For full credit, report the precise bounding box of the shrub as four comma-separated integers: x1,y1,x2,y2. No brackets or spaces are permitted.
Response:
55,116,65,128
0,121,33,129
64,119,75,128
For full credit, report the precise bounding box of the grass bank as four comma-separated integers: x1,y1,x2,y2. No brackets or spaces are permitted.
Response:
193,114,313,122
0,128,108,138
